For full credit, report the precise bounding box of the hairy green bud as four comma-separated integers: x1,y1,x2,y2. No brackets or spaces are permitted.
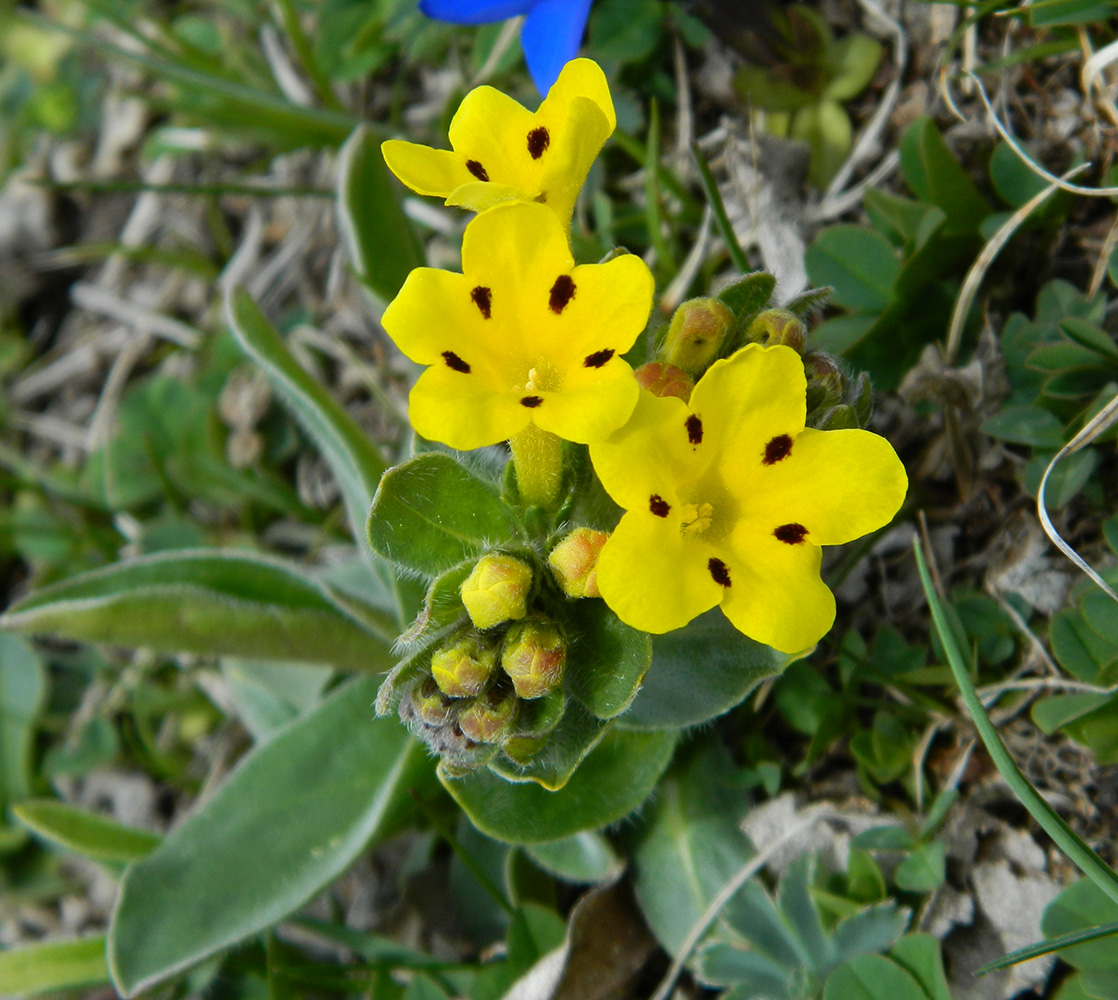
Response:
633,362,694,401
660,298,735,376
430,634,499,698
460,553,533,630
459,684,519,744
501,618,566,699
548,527,608,599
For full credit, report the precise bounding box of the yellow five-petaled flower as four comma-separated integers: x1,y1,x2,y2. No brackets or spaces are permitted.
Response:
381,201,653,451
381,58,615,228
589,345,908,654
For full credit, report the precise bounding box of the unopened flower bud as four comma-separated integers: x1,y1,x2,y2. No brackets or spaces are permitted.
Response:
501,618,566,699
745,309,807,354
803,351,845,413
633,362,694,401
415,676,458,726
548,528,608,598
430,635,499,698
459,684,519,744
460,553,533,630
660,298,735,376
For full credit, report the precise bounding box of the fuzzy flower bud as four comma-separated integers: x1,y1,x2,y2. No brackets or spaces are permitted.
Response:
430,634,499,698
501,618,567,699
633,362,694,401
459,684,519,744
460,554,533,630
548,528,609,598
803,351,846,414
415,676,458,726
660,298,735,376
745,309,807,354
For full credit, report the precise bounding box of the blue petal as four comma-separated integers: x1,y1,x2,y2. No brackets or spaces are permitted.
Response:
420,0,536,25
520,0,592,93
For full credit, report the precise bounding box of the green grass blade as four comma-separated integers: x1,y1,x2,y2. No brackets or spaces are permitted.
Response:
914,537,1118,908
644,99,676,275
975,922,1118,975
691,142,751,274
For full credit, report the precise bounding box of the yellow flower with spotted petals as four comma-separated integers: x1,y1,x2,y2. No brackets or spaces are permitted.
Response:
381,201,653,451
381,58,614,227
589,345,907,654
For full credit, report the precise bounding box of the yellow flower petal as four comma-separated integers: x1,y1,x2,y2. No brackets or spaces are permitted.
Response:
596,512,723,634
530,370,639,444
744,428,908,546
408,365,530,451
380,140,474,197
719,529,834,654
689,344,806,462
381,269,490,366
542,57,616,133
448,85,537,192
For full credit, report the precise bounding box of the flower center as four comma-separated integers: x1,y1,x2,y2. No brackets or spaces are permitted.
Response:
679,502,713,537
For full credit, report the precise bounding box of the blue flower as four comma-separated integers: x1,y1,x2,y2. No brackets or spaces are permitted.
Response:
420,0,593,94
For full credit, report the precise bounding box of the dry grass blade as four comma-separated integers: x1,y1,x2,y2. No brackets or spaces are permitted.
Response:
970,72,1118,197
944,163,1090,364
1038,391,1118,604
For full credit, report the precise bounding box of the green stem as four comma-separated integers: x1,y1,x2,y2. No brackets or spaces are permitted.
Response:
509,425,562,510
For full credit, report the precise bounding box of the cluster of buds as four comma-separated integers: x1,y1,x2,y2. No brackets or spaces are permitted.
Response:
397,538,605,773
642,293,874,429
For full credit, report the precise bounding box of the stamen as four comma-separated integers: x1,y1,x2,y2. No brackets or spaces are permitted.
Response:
584,349,614,368
680,502,713,536
774,523,808,544
708,558,731,587
686,414,703,446
442,351,470,374
549,275,576,314
527,127,550,159
520,396,544,408
763,434,793,465
471,286,492,318
466,160,490,182
649,494,670,517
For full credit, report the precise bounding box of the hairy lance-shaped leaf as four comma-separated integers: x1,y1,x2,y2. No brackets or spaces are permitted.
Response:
368,453,521,577
564,600,651,720
15,800,161,864
621,609,792,730
443,726,675,844
1,550,393,672
0,936,110,997
0,634,45,843
337,125,424,305
108,675,431,996
226,288,386,557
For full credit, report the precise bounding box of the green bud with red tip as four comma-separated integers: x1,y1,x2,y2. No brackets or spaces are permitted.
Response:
745,309,807,354
460,553,533,630
459,683,519,744
501,617,566,699
660,298,735,376
633,362,694,401
548,527,608,599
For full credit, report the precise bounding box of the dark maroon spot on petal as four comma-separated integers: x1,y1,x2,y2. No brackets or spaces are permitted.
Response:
584,348,614,368
686,414,703,446
708,558,731,587
774,523,809,545
471,285,492,319
534,192,548,203
520,395,544,408
466,159,490,182
763,434,793,465
549,275,576,314
442,351,470,374
649,494,670,517
527,127,550,159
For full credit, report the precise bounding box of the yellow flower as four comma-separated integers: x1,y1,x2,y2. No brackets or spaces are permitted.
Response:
381,58,615,227
381,201,653,451
588,344,907,654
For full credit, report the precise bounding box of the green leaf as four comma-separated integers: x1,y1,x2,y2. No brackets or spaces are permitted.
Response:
810,313,879,357
397,561,473,646
221,658,334,741
898,118,990,234
890,935,952,1000
1032,692,1113,734
1024,448,1098,508
915,538,1118,911
791,99,853,189
563,600,651,720
488,701,607,790
337,125,423,305
697,943,793,993
631,743,754,956
442,726,675,845
226,287,386,558
1,551,392,672
524,831,623,884
977,922,1118,975
1043,879,1118,972
804,226,899,312
621,609,791,729
0,936,110,997
108,676,430,996
368,453,520,577
14,800,161,863
824,33,883,101
981,405,1066,448
0,634,45,821
824,954,929,1000
717,272,778,319
1028,0,1116,27
893,841,945,893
